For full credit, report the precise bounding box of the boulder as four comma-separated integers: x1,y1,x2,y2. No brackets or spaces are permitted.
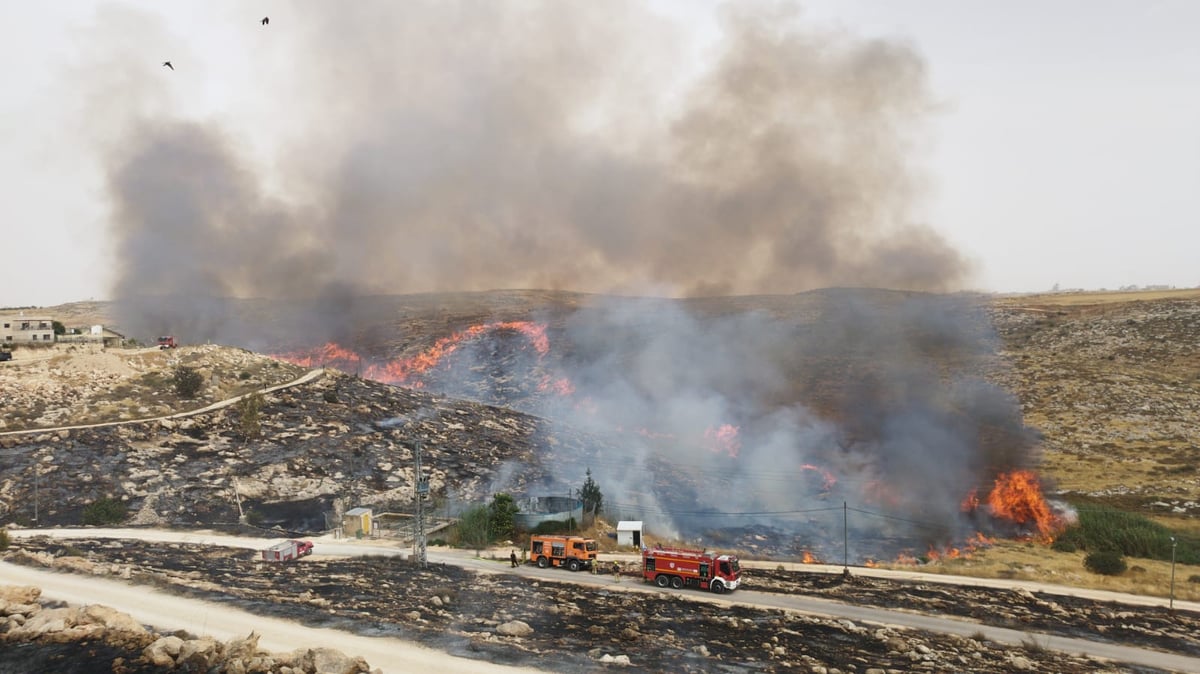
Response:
144,635,185,667
496,620,533,637
0,585,41,603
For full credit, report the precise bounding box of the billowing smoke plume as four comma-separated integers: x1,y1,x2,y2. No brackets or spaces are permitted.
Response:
86,1,968,339
79,2,1042,558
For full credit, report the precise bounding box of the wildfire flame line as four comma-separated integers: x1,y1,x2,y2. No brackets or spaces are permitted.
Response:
275,321,553,387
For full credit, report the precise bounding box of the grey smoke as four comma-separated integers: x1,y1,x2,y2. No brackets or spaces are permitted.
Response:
81,2,1038,555
88,1,969,338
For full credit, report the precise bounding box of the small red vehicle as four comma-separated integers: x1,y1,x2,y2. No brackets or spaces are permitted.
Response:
260,539,314,562
157,336,177,349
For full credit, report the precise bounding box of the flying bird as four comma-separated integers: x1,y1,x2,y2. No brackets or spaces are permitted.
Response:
261,16,269,25
162,61,173,70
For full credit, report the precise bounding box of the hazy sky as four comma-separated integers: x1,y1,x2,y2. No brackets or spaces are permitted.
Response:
3,1,1198,308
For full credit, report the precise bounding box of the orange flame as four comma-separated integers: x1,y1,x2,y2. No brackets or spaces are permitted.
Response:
984,470,1065,541
800,464,837,491
960,488,979,512
275,321,563,389
703,424,741,458
801,551,817,564
864,559,879,568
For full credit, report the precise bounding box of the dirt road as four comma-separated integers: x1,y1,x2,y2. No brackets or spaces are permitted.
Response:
0,560,541,674
8,528,1200,673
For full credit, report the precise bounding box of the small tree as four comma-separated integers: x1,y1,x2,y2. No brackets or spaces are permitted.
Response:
580,468,603,519
52,320,66,336
173,365,203,399
489,493,519,541
235,392,264,439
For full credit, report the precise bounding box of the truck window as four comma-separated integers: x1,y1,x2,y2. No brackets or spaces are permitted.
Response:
586,541,598,551
533,541,544,555
719,561,731,576
700,563,709,578
645,557,656,571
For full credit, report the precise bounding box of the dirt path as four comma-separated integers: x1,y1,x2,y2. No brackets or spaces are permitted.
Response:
0,561,540,674
0,367,324,437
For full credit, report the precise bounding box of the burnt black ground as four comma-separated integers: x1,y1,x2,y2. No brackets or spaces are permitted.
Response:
5,537,1193,673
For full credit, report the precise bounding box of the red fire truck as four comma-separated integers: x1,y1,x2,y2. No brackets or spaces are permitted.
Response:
642,546,741,594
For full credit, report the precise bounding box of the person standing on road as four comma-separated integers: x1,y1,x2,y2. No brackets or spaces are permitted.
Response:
510,550,519,568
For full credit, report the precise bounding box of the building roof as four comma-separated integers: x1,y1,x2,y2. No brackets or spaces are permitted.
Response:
345,507,372,516
617,520,643,530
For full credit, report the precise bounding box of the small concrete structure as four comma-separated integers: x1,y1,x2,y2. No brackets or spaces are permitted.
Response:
513,496,583,531
343,507,373,538
616,520,643,548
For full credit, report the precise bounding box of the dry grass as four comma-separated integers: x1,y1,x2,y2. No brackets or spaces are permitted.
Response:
880,540,1200,602
995,288,1200,307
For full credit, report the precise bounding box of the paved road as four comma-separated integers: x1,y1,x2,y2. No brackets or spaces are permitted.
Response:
8,528,1199,673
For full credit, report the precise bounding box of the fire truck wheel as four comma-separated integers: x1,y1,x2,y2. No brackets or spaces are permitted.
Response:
710,581,726,594
654,574,670,588
568,559,581,572
536,556,548,569
670,576,683,589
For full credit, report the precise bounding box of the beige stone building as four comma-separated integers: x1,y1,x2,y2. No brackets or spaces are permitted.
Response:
0,314,55,345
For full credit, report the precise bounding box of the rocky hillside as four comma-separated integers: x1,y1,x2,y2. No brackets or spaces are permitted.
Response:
0,344,307,430
1,361,620,530
988,290,1200,513
0,584,379,673
3,288,1198,534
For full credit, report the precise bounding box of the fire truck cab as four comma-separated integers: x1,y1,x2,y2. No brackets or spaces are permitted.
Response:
529,534,598,571
642,546,741,594
157,336,177,349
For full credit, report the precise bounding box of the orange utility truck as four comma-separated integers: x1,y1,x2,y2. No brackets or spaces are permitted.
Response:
529,534,598,571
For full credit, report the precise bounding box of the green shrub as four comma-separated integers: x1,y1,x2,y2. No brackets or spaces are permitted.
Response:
456,505,492,553
0,529,9,551
1050,539,1077,553
1083,550,1127,576
172,365,204,399
238,371,251,380
82,497,128,526
1187,574,1200,584
1056,503,1200,564
322,390,339,404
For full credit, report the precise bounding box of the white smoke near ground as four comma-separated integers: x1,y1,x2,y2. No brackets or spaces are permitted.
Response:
525,292,1040,557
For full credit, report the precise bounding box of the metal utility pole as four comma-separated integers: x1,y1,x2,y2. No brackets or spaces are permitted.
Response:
413,440,429,567
843,501,849,572
232,477,244,521
1170,536,1178,612
32,467,39,523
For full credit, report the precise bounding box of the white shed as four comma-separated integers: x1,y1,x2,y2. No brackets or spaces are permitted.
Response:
616,520,643,548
